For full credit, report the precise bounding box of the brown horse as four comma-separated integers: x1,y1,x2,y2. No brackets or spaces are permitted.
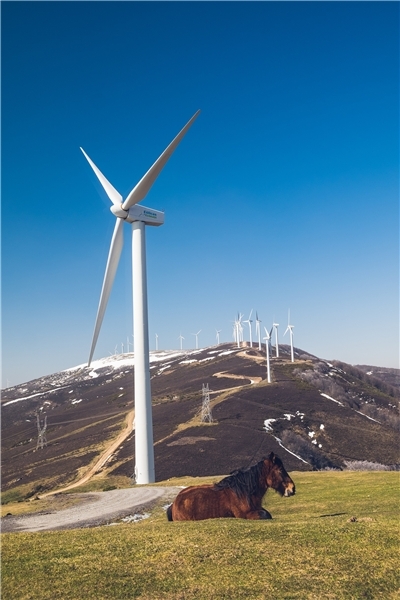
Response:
167,452,295,521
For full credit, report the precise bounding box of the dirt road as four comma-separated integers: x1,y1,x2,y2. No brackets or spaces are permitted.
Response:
40,409,135,498
2,486,178,533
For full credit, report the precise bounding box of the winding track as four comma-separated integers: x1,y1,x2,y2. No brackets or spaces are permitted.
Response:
40,410,135,498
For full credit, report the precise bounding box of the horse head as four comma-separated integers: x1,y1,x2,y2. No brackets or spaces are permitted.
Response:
265,452,295,497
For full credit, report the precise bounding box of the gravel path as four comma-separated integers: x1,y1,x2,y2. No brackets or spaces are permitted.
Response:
1,487,178,533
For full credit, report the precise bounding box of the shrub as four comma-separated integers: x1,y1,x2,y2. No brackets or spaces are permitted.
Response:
280,430,339,470
344,460,399,471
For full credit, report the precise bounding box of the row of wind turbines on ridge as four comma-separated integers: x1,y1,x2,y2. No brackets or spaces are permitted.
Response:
152,309,295,370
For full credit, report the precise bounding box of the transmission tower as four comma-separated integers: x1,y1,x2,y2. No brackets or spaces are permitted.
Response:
36,412,48,450
201,383,213,423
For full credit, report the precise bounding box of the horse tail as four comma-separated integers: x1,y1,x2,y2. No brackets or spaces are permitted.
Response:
166,504,173,521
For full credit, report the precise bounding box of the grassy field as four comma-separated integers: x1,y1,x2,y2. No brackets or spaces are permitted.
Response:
2,471,399,599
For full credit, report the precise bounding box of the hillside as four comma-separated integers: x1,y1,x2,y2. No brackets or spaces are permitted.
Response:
1,343,399,498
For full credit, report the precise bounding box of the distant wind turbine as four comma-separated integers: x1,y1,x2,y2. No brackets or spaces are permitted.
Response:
216,329,221,345
233,315,239,347
273,321,279,358
255,311,262,350
81,110,200,484
192,330,201,349
178,333,185,351
263,327,271,383
284,310,295,363
244,309,253,347
155,333,159,352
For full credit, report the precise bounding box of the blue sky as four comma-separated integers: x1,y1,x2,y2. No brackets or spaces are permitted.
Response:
2,1,399,387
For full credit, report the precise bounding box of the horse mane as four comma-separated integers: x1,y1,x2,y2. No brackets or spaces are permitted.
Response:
214,458,267,499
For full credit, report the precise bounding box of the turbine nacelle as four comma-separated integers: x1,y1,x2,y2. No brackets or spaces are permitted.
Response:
125,204,164,226
110,203,165,225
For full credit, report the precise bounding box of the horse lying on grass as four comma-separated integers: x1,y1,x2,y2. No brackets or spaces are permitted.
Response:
167,452,295,521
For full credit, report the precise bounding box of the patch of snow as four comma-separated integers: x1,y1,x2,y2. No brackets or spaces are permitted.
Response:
354,410,381,424
272,436,310,464
199,356,215,362
320,393,344,406
3,392,47,407
366,371,373,375
3,386,68,407
320,424,325,430
311,439,317,445
308,431,315,438
71,399,82,405
218,350,236,356
89,371,99,378
264,418,277,432
283,413,296,420
179,359,197,364
150,351,184,363
207,350,219,354
318,444,322,448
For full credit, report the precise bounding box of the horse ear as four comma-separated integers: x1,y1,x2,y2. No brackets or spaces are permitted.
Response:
268,452,276,463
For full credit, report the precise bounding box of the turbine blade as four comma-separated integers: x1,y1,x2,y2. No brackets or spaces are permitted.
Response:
80,148,123,206
284,327,289,336
88,218,124,366
122,110,200,210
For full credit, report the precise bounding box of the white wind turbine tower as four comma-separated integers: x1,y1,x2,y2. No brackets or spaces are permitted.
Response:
273,321,280,358
155,333,159,352
178,333,184,351
263,327,271,383
81,110,200,484
192,330,201,349
244,309,253,347
255,311,262,350
284,310,295,363
216,329,221,345
234,313,243,348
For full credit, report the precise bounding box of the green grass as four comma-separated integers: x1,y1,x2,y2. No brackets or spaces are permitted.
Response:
2,472,399,600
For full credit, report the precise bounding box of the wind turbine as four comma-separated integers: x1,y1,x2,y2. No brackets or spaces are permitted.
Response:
81,110,200,484
273,321,279,358
234,313,243,348
192,330,201,350
255,312,262,350
284,310,295,363
155,333,159,352
178,333,185,351
263,327,271,383
216,329,221,345
244,309,253,347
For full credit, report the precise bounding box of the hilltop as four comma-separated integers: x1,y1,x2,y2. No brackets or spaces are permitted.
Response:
1,343,399,499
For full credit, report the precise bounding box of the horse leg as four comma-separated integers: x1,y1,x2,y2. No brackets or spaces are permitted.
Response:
166,505,173,521
231,500,272,519
242,509,272,520
235,508,272,520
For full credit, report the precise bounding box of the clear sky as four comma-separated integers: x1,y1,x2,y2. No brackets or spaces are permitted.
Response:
2,1,399,387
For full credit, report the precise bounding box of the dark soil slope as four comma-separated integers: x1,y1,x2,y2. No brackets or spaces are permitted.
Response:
1,344,398,496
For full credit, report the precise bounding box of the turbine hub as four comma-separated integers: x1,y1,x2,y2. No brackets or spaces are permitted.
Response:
110,204,129,219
